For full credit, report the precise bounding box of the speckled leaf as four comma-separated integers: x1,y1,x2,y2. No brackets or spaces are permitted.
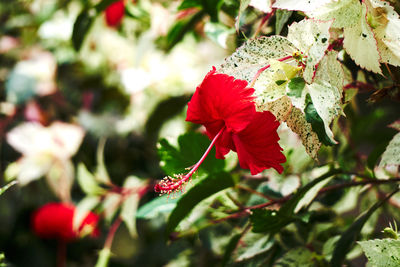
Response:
287,19,332,83
343,3,382,74
306,0,362,28
272,0,333,12
366,0,400,67
358,239,400,267
219,36,297,84
389,120,400,131
286,107,322,160
306,51,344,144
261,97,321,160
379,132,400,167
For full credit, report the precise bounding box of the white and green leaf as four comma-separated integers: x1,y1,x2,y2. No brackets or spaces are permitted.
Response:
366,0,400,67
358,239,400,267
306,0,362,28
379,132,400,167
272,0,334,12
343,3,382,74
219,35,297,84
287,19,332,83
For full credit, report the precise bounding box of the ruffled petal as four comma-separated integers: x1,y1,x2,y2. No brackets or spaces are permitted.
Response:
232,111,286,174
186,67,256,133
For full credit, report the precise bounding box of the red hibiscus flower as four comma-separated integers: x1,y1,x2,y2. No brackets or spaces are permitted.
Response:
105,0,125,27
186,67,286,174
155,67,285,195
32,202,99,242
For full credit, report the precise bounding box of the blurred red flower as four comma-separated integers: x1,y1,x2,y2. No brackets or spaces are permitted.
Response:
32,202,99,242
105,0,125,27
186,67,286,174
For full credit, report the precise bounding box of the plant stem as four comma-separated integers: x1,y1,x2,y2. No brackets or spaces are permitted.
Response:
57,240,66,267
104,217,122,251
214,176,400,223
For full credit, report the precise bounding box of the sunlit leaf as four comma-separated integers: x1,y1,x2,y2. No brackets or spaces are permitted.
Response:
379,132,400,167
343,3,382,74
306,0,362,28
77,163,105,195
0,181,17,196
120,176,143,237
366,0,400,67
287,19,332,83
249,0,272,13
272,0,333,12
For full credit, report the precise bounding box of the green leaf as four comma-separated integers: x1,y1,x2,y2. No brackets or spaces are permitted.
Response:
234,232,274,262
120,176,143,237
275,9,292,35
95,138,111,185
222,233,242,266
0,181,17,196
379,132,400,167
204,22,234,49
158,132,225,176
77,163,105,195
161,10,205,51
250,209,293,233
72,9,95,51
287,77,305,98
275,247,315,267
275,80,287,86
251,168,340,233
331,189,400,267
136,195,180,219
305,98,336,146
358,239,400,267
94,0,121,13
178,0,202,10
166,172,235,235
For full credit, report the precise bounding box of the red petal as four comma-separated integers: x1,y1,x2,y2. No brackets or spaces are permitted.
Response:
186,67,256,134
232,111,286,174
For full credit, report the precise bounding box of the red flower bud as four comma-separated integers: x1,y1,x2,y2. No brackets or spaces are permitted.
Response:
32,202,99,242
105,0,125,27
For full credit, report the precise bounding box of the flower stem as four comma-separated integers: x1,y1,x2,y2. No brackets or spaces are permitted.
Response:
249,55,293,88
95,217,122,267
57,240,66,267
155,126,226,194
